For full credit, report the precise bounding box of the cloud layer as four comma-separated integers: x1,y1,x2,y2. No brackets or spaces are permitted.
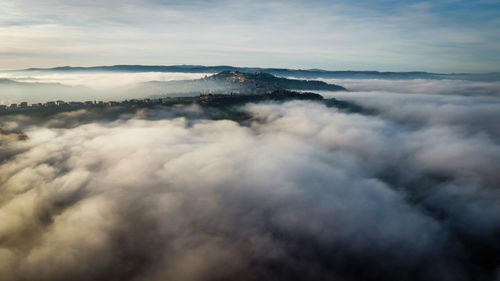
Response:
319,78,500,97
1,97,499,281
321,90,500,139
3,69,500,105
0,72,210,104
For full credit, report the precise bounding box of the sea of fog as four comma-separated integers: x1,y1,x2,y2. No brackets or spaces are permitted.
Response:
0,72,211,104
318,78,500,97
1,71,500,104
1,71,500,281
0,71,208,89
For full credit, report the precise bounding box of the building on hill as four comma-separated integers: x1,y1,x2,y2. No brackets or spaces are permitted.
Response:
68,101,83,107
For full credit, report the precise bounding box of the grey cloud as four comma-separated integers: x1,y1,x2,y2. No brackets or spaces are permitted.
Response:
0,100,499,281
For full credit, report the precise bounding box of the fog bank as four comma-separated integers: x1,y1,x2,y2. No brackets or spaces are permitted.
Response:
0,72,211,104
315,78,500,97
1,99,499,281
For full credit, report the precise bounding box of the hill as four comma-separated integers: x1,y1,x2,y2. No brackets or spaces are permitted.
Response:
146,71,346,96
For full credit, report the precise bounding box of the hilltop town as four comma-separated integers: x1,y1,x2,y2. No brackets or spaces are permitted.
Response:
144,70,347,97
1,71,350,115
0,90,327,115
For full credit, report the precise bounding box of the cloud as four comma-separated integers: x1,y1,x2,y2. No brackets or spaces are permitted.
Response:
0,99,499,281
0,72,211,104
317,78,500,97
1,71,210,89
319,90,500,140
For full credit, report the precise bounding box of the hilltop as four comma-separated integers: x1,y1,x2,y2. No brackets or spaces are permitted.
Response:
204,71,346,93
145,71,346,96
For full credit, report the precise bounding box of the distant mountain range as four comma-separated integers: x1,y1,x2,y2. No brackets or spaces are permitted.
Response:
20,65,500,81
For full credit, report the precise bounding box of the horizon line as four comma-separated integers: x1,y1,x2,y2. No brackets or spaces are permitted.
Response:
7,64,500,76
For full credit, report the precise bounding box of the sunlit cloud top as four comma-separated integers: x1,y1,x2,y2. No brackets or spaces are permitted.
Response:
1,0,499,72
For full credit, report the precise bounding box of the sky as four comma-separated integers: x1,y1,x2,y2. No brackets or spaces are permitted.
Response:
1,0,500,72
